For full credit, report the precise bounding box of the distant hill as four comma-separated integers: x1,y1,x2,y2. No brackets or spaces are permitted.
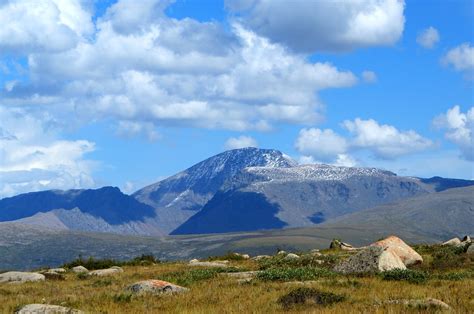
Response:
321,186,474,240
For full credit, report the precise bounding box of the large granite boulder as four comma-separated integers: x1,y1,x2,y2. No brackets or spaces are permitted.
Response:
0,271,45,284
127,280,188,295
334,246,406,274
370,236,422,266
16,304,83,314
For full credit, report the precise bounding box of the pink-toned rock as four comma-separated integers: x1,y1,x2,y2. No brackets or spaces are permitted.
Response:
127,280,188,295
371,236,422,266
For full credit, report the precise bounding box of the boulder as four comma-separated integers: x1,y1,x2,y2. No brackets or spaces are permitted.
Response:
385,298,451,310
42,271,65,281
89,267,123,277
442,237,461,246
252,255,271,261
109,266,124,272
16,304,83,314
461,235,471,243
467,244,474,254
330,239,355,251
370,236,422,266
127,280,188,295
71,266,88,273
283,253,300,261
0,271,45,284
334,246,406,274
188,260,228,267
241,254,250,259
49,268,66,273
277,250,287,256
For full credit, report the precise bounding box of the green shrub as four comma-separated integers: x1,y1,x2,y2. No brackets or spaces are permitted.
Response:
112,292,132,303
76,272,90,280
278,287,346,309
257,267,336,282
90,279,113,287
63,254,160,270
430,246,471,270
160,267,237,286
380,269,428,284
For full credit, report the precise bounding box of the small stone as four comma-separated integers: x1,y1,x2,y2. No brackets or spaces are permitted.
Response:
252,255,271,261
16,304,83,314
127,280,188,295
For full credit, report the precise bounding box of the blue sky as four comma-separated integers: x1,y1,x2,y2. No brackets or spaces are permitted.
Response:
0,0,473,197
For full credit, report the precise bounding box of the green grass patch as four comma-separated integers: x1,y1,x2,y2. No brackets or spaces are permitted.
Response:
380,269,428,284
434,271,473,281
257,267,336,282
62,254,160,270
278,287,346,309
207,252,247,261
160,267,239,286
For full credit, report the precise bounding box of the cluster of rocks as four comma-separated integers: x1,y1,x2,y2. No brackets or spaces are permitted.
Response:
334,236,422,274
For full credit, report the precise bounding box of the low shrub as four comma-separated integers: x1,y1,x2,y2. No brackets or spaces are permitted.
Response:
161,267,236,286
63,254,160,270
380,269,428,284
90,278,113,287
257,267,336,282
435,271,473,281
76,272,90,280
278,287,346,309
112,292,132,303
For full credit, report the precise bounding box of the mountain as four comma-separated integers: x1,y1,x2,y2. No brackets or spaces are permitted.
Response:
321,186,474,240
0,187,157,234
132,147,296,234
171,164,472,235
1,147,473,237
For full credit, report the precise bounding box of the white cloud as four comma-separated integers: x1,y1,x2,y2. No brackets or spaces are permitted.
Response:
116,120,161,141
433,105,474,161
227,0,405,53
2,2,358,133
294,118,433,164
362,70,377,83
416,26,440,49
442,43,474,80
0,0,93,55
0,107,96,198
342,118,434,159
224,135,258,150
295,128,348,161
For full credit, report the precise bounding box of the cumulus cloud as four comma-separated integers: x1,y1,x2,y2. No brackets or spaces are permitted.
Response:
416,26,440,49
295,128,348,161
362,70,377,83
442,43,474,80
0,107,96,198
342,118,434,159
0,0,93,55
2,1,358,133
227,0,405,53
433,105,474,161
224,135,258,150
295,119,433,163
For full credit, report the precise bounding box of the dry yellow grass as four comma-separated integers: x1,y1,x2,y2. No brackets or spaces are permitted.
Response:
1,257,473,314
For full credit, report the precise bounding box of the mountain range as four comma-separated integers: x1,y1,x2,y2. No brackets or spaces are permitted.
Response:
0,147,473,238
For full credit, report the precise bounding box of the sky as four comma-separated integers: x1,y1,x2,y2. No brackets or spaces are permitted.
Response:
0,0,473,198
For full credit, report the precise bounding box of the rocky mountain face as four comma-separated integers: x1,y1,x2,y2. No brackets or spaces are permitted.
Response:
171,164,432,234
1,147,473,237
132,147,297,234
